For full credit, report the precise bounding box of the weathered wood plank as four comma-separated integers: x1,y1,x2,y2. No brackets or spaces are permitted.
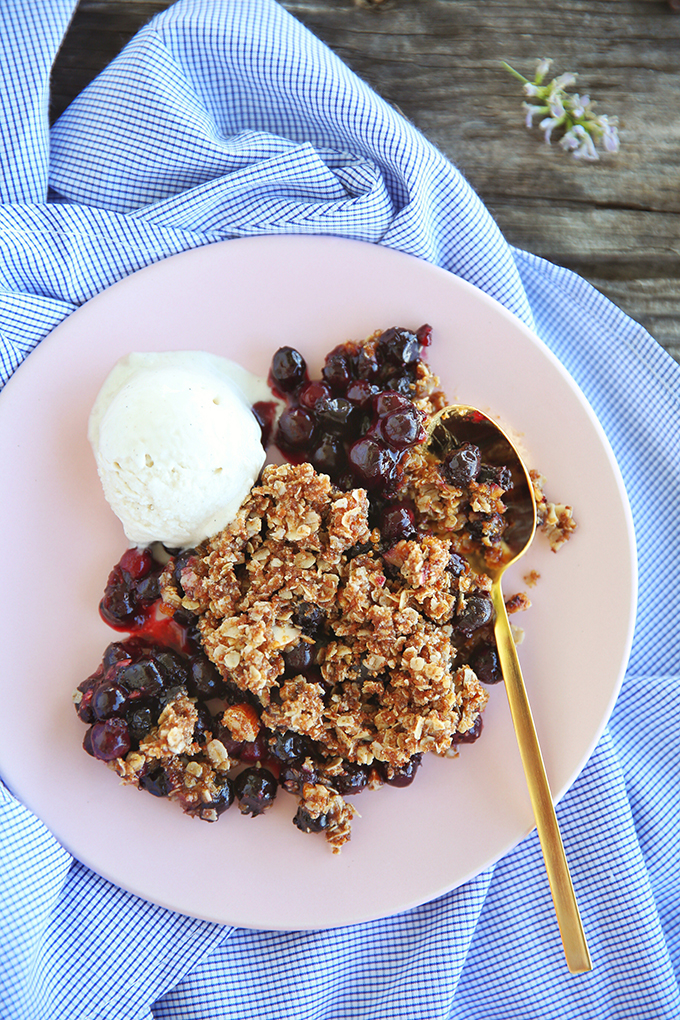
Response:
49,0,680,361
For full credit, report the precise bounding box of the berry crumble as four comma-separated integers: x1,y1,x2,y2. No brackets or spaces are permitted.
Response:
74,326,576,852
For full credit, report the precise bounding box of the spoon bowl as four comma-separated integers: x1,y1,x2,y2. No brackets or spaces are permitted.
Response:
427,404,592,975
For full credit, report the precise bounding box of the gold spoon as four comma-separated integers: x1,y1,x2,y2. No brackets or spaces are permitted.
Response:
427,405,592,975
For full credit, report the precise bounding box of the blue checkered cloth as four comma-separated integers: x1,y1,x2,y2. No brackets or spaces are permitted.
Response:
1,1,679,1018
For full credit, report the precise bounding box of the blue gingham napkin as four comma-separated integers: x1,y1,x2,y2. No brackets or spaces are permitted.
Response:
1,2,679,1018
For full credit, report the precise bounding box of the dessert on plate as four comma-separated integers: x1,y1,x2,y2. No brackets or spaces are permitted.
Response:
74,326,575,851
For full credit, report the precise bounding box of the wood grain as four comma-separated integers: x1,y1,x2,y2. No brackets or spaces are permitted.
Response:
50,0,680,361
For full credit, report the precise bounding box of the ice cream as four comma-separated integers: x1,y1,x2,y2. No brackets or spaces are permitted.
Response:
88,351,271,548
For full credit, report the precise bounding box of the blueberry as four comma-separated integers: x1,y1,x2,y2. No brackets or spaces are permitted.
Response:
442,442,481,488
233,767,278,816
91,680,129,721
269,730,315,763
384,753,422,787
452,715,483,745
380,504,416,544
446,552,469,577
456,595,493,633
89,718,131,761
478,464,514,490
282,641,316,676
292,602,326,637
293,807,328,833
271,347,307,392
471,644,502,684
322,348,353,391
379,406,424,450
315,396,357,434
140,766,171,797
311,433,346,477
126,704,155,743
187,655,226,699
276,407,315,450
117,658,165,696
333,763,370,796
348,437,396,489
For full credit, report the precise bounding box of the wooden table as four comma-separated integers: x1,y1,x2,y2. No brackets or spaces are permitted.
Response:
51,0,680,363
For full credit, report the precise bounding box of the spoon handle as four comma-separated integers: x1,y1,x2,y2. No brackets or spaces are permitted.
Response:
491,582,592,975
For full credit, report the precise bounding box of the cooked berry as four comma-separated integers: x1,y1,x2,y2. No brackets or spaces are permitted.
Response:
99,570,138,626
293,807,328,833
467,512,504,544
235,730,270,763
452,714,483,744
269,730,316,763
134,573,161,602
126,704,155,743
154,649,189,686
380,504,416,544
117,658,165,696
271,347,307,392
279,761,318,793
346,379,379,408
322,347,353,391
139,766,171,797
379,405,424,450
188,655,226,699
333,763,370,796
471,644,502,684
456,595,493,633
292,601,326,637
91,680,129,721
282,640,316,676
102,642,131,670
315,396,357,434
311,432,346,476
372,391,411,418
378,327,420,366
89,718,131,761
193,702,215,745
276,407,315,449
158,684,188,708
119,546,153,580
353,346,380,380
442,442,481,487
385,753,422,787
299,379,331,411
447,552,468,577
204,777,234,817
348,437,396,488
233,767,278,816
478,464,514,490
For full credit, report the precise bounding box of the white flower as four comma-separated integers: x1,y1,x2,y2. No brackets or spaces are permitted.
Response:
559,124,599,160
503,58,620,160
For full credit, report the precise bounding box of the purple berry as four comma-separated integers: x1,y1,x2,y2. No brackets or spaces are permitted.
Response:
442,442,481,488
380,504,416,544
348,437,396,489
379,405,424,450
233,767,278,816
89,718,131,761
271,347,307,392
276,407,315,450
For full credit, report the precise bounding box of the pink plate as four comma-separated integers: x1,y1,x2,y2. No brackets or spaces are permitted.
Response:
0,236,636,930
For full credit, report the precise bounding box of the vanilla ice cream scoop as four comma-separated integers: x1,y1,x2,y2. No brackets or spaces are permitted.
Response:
88,351,271,548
